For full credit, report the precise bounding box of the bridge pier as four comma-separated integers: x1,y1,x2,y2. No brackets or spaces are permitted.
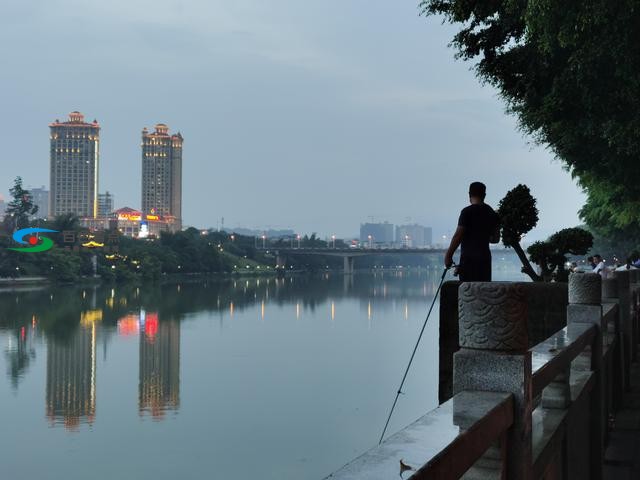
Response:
343,256,355,275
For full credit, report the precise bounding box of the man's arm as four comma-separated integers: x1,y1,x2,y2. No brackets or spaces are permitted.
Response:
444,226,464,268
490,224,500,244
490,212,500,244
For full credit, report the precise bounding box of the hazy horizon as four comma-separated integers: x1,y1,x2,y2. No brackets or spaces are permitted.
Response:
0,1,586,241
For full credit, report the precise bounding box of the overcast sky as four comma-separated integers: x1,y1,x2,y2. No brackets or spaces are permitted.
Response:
0,0,585,241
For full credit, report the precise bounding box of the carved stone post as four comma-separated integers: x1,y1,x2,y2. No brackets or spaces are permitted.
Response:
613,271,631,391
453,282,532,480
602,277,628,395
567,273,604,480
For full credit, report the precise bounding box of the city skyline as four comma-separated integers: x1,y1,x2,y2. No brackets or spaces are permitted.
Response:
1,1,586,241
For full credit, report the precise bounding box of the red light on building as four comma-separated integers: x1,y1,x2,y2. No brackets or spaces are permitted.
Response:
113,207,142,221
144,313,159,341
117,315,140,336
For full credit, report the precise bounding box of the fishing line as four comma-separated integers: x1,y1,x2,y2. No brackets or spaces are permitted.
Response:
378,265,452,445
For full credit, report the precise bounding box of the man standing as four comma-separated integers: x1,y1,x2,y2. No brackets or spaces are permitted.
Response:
444,182,500,281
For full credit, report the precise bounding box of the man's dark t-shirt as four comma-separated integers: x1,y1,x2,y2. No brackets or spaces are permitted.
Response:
457,203,499,281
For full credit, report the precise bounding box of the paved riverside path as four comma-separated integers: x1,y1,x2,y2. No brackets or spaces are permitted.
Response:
605,361,640,479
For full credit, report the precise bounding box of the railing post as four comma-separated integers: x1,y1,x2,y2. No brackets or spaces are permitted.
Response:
604,273,631,392
614,270,631,367
453,282,531,480
567,273,604,480
628,269,640,361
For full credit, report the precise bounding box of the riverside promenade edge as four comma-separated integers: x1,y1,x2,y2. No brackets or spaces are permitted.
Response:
326,270,640,479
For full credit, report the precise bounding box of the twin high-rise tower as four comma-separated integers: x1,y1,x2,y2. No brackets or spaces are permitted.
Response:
49,112,183,230
49,112,100,218
141,124,183,229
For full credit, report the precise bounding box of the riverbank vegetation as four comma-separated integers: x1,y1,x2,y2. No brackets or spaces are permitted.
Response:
0,224,280,282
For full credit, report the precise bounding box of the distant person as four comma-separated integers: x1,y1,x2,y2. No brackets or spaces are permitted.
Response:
593,254,605,275
615,256,638,271
444,182,500,281
587,256,596,269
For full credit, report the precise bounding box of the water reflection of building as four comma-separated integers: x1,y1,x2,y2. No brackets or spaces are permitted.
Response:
46,322,97,430
5,321,39,390
139,316,180,418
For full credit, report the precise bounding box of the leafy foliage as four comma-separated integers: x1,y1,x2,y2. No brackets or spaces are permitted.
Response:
497,184,539,247
497,184,593,281
497,184,540,281
3,177,38,232
420,0,640,240
527,228,593,281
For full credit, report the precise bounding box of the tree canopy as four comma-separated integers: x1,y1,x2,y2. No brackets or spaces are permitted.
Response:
498,184,593,281
3,177,38,232
498,184,540,280
420,0,640,239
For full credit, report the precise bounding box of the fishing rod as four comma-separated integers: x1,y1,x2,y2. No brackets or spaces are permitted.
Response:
378,264,453,445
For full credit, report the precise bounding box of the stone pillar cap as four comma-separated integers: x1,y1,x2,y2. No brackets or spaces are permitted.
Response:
568,272,602,305
614,269,630,288
458,282,528,352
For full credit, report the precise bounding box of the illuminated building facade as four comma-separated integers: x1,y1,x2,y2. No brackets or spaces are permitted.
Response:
50,112,100,218
46,322,97,429
141,124,182,231
109,206,174,238
139,317,180,418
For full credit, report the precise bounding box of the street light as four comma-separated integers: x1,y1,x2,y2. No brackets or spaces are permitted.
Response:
296,234,301,249
262,234,266,249
368,234,373,249
331,234,336,249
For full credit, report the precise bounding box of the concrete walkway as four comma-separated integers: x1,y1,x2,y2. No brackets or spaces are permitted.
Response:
604,362,640,479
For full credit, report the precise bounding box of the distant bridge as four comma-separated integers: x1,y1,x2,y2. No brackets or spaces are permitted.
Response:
263,247,448,274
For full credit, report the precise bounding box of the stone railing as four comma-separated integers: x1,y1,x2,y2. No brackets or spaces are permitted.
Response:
325,271,639,479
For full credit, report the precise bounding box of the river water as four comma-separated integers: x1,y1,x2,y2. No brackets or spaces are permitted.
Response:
0,263,524,479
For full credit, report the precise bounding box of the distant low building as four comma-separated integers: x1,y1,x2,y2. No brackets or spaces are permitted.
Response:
97,192,114,217
395,224,433,248
29,186,49,220
231,227,295,238
360,222,394,246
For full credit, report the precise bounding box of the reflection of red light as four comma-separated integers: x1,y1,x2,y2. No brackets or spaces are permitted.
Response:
20,326,26,340
145,314,158,341
117,315,140,336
